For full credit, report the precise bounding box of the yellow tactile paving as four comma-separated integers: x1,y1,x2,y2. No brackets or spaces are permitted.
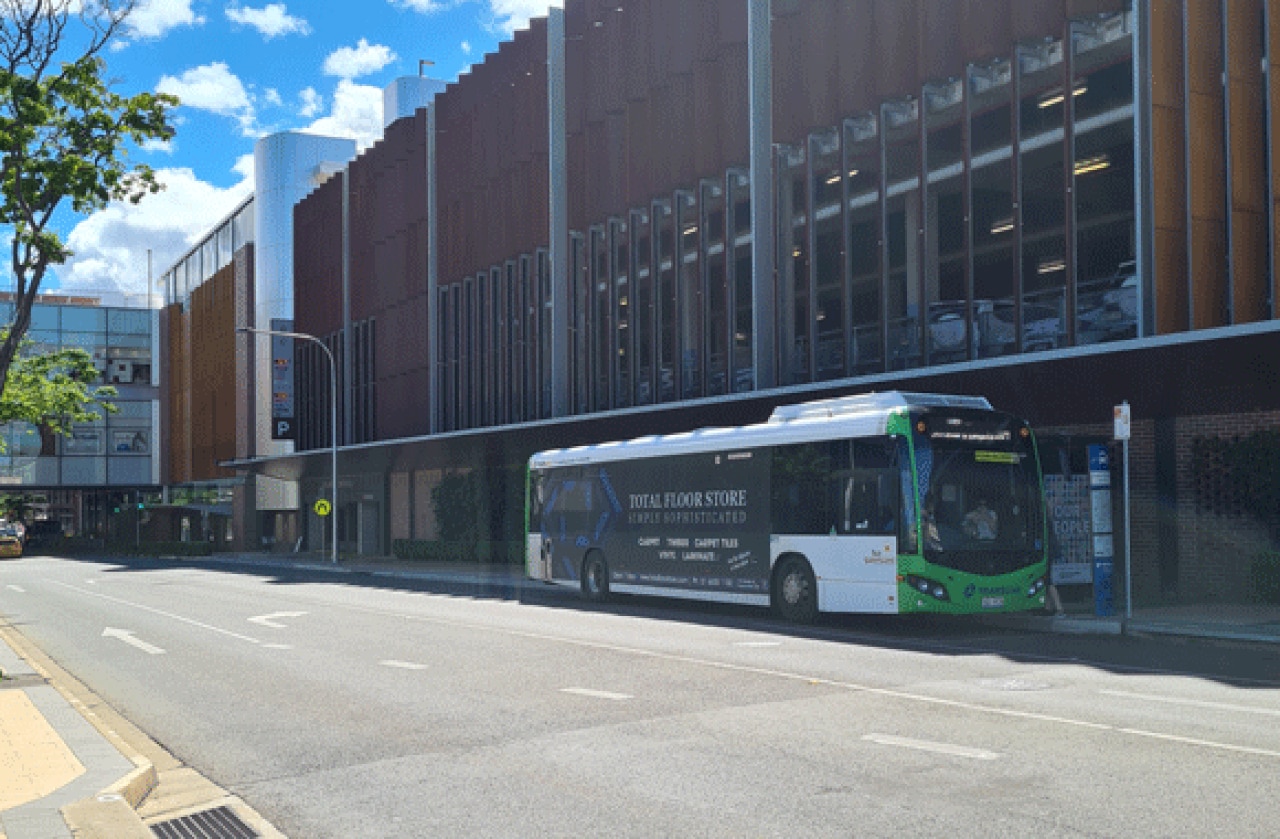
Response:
0,690,85,811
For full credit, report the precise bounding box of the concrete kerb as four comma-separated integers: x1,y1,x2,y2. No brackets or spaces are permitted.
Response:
0,620,155,839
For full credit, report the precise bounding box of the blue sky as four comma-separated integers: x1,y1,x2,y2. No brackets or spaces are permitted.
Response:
46,0,559,301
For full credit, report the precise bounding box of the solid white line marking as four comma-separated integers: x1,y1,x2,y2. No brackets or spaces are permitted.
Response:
1099,689,1280,719
54,582,265,645
863,733,1000,761
6,585,24,593
560,687,632,701
380,660,429,670
1117,728,1280,759
102,627,166,655
248,611,308,629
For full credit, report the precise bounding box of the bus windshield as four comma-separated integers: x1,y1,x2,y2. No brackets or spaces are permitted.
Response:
914,416,1043,574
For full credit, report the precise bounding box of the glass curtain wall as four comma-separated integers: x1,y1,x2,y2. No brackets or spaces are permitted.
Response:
884,99,923,370
924,79,969,364
968,59,1017,358
653,200,676,402
630,209,653,404
1072,14,1137,345
729,170,754,392
610,218,631,407
676,190,702,399
811,128,844,380
845,114,883,373
1018,37,1070,352
590,225,611,410
701,179,728,396
570,231,588,414
777,143,810,385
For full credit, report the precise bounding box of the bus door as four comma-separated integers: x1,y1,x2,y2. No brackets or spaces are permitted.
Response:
770,438,902,613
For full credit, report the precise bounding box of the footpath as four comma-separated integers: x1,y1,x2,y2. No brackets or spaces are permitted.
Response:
2,551,1278,838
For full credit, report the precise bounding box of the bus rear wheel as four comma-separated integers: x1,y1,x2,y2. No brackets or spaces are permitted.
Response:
581,551,610,602
773,556,818,623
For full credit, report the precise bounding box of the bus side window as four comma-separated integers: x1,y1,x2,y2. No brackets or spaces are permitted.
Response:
771,443,832,534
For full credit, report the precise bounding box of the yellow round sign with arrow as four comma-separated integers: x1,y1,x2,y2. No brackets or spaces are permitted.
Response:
314,499,332,517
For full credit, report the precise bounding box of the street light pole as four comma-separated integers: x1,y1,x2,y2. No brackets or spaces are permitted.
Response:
237,326,338,564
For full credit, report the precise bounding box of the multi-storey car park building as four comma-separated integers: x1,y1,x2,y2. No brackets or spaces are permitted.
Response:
182,0,1279,607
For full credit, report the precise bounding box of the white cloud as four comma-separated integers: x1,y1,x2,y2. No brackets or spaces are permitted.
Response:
389,0,453,12
302,79,384,150
225,3,311,39
157,62,257,136
460,40,471,55
126,0,206,40
262,88,283,107
53,166,254,299
298,87,323,118
322,38,398,79
485,0,560,35
140,137,175,154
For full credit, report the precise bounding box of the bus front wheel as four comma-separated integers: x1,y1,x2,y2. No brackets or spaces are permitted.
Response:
773,556,818,623
581,551,610,602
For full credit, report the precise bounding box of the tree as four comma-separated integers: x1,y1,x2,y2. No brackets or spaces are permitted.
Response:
0,0,176,389
0,342,116,435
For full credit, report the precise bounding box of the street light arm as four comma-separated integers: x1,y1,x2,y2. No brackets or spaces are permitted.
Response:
236,325,339,564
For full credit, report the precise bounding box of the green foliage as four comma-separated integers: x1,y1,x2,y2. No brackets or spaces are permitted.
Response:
0,2,177,389
431,471,481,547
392,539,524,565
1192,430,1280,542
0,345,116,440
1251,551,1280,604
35,537,212,558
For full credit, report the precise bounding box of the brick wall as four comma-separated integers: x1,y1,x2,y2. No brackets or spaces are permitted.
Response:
1042,410,1280,604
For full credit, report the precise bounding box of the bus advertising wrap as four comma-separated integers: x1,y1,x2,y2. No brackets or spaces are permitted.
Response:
533,449,772,594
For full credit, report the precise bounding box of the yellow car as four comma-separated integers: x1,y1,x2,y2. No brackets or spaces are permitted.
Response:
0,527,23,559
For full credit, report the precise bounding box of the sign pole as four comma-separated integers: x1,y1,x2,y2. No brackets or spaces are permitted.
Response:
1114,402,1133,620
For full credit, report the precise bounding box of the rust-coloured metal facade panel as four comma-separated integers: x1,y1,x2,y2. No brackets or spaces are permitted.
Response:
293,173,344,339
164,261,241,484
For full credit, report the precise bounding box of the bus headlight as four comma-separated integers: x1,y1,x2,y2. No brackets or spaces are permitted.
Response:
1027,577,1046,598
905,575,950,602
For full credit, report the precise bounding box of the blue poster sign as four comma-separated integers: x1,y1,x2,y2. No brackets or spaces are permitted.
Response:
1087,443,1114,617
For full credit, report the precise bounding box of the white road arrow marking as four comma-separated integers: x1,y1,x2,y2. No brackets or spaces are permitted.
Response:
102,627,166,655
247,611,308,629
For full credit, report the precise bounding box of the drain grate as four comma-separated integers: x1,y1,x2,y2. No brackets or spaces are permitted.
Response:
151,805,258,839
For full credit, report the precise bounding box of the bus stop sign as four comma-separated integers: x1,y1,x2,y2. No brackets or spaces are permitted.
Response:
314,499,332,517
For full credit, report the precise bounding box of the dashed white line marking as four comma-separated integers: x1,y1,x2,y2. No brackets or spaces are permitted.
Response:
733,641,782,648
863,733,1000,761
1099,689,1280,719
380,660,429,670
560,687,632,701
5,585,24,593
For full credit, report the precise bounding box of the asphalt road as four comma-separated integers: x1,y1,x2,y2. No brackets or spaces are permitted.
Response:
3,554,1279,838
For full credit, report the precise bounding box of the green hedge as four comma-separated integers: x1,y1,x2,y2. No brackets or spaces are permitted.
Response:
29,537,213,558
392,539,524,565
1251,551,1280,604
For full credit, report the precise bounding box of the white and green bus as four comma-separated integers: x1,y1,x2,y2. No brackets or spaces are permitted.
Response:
526,391,1049,622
